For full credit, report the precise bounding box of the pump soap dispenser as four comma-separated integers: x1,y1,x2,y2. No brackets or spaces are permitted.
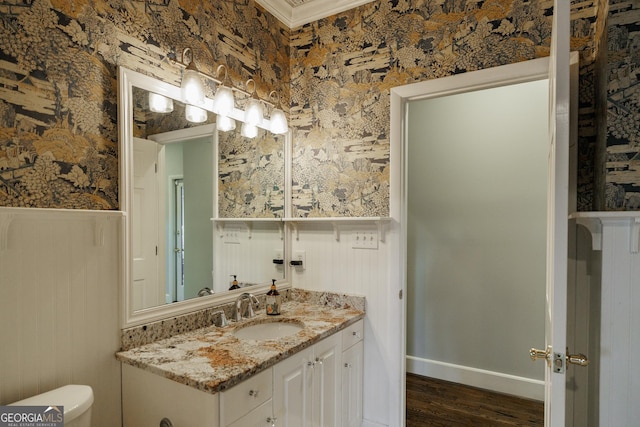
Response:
266,279,281,315
229,275,240,290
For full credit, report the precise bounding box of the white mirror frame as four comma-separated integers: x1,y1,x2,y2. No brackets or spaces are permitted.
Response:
118,67,291,328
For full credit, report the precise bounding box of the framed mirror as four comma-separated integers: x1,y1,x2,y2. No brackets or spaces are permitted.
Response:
119,67,289,327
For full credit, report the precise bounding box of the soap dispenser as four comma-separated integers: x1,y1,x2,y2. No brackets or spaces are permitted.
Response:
229,275,240,290
266,279,281,315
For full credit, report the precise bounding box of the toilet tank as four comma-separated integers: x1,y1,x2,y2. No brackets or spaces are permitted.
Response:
9,385,93,427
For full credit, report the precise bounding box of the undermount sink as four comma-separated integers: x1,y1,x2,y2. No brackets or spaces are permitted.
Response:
233,319,305,340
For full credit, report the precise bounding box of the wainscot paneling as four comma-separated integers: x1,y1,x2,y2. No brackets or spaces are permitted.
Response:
574,212,640,426
290,221,391,426
0,208,122,427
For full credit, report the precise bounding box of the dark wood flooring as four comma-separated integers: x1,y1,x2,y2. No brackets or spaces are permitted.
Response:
406,374,544,426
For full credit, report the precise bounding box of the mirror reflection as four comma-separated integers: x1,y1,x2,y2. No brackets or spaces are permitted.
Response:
126,80,286,315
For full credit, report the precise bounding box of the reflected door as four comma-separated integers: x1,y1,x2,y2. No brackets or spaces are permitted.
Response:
132,137,162,310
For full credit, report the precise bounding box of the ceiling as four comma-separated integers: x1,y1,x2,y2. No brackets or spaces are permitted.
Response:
255,0,375,28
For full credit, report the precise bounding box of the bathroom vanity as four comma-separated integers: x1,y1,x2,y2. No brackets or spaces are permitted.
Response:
117,301,364,427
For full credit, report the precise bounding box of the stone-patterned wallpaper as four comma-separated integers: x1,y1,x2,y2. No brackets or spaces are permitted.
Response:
0,0,289,209
604,0,640,209
289,0,602,216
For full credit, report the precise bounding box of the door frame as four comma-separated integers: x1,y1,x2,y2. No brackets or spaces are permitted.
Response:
389,53,578,427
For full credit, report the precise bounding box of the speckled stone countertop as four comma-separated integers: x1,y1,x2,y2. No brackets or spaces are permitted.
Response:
116,300,364,394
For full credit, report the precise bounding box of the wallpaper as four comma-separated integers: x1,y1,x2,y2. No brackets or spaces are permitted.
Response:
0,0,289,209
604,0,640,209
1,0,636,215
217,129,285,218
289,0,602,216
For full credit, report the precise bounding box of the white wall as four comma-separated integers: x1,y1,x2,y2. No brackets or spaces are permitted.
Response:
0,208,122,427
405,79,549,399
290,221,393,426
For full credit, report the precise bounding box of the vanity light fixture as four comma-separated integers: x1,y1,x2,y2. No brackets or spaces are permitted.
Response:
148,92,174,113
173,47,288,138
185,104,207,123
244,79,264,126
180,48,205,106
217,114,236,132
241,122,258,138
268,91,288,135
212,65,235,117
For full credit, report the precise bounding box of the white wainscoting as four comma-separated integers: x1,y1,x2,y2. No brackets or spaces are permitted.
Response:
290,221,394,427
0,208,122,427
573,212,640,427
406,355,544,401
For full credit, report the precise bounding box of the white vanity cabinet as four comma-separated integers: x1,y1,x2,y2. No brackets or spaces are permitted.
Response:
341,320,364,427
273,332,343,427
122,363,220,427
122,319,364,427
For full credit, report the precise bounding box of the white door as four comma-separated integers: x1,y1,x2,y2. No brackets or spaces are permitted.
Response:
543,1,570,425
132,137,160,310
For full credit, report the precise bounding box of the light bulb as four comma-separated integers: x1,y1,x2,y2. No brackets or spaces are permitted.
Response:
213,86,235,116
217,115,236,132
269,108,288,134
241,122,258,138
185,105,207,123
148,92,173,113
244,98,264,126
182,68,205,106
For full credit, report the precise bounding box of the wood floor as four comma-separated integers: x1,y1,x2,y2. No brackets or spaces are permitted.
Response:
406,374,544,426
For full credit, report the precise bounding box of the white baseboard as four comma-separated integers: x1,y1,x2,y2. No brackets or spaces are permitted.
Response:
406,355,544,401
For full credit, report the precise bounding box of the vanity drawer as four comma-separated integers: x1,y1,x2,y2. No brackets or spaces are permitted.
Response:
227,399,273,427
342,319,364,349
221,368,272,426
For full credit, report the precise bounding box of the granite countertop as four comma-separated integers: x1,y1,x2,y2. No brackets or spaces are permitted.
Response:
116,301,364,394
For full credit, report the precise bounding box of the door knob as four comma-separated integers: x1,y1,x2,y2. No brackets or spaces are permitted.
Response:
566,351,589,367
529,345,551,362
530,346,589,370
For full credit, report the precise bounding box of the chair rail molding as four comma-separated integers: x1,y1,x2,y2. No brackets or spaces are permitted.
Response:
571,212,640,253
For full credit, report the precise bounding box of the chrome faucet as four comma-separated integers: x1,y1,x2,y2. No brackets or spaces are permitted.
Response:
234,293,260,321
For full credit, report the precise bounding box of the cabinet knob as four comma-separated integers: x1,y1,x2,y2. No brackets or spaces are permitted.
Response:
249,389,259,398
267,416,277,426
315,357,323,365
344,362,352,368
160,418,173,427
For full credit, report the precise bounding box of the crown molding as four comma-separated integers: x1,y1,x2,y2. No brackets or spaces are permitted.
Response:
256,0,375,28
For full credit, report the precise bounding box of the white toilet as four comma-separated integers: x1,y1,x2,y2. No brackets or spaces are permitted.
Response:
9,385,94,427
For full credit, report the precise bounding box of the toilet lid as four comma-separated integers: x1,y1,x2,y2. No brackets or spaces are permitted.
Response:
9,385,93,422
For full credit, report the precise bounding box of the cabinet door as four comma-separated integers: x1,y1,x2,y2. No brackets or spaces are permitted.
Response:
312,332,342,427
227,399,274,427
273,347,313,427
342,340,363,427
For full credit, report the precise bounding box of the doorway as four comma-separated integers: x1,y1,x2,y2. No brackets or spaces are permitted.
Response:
388,56,559,427
405,78,549,400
